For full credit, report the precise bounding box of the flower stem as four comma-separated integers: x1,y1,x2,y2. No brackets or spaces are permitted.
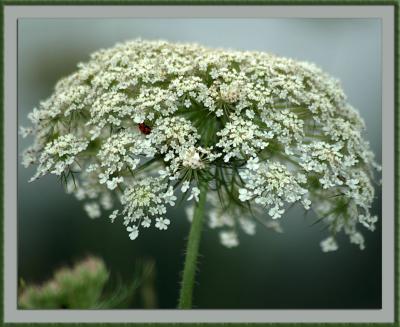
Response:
178,180,208,309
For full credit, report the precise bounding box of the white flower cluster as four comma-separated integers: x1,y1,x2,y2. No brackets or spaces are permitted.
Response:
151,116,218,178
114,177,176,239
22,39,380,250
216,115,272,162
96,130,154,190
239,159,310,219
30,134,88,181
300,142,350,189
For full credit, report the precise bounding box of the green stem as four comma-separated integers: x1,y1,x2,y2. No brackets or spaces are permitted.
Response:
178,180,209,309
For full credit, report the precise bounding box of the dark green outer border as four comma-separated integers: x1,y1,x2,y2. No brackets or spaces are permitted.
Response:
1,1,398,326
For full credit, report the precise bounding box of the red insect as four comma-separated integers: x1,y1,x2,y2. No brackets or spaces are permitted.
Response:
138,123,152,135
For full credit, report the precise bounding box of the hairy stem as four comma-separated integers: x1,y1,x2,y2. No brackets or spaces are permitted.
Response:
178,180,208,309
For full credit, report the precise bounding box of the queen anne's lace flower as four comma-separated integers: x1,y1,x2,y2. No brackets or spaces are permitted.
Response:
22,39,380,250
239,159,309,219
216,115,272,162
84,202,101,219
320,236,339,252
220,231,239,248
30,134,88,182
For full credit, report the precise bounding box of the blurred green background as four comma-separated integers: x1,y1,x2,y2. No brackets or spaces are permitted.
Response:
18,18,382,309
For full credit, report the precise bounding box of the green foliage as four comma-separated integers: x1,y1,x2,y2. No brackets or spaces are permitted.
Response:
18,257,157,309
19,257,108,309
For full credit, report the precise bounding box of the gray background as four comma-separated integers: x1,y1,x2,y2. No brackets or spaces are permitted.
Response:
18,18,382,309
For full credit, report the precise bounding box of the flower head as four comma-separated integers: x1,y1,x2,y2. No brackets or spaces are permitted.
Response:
22,39,380,250
155,217,170,230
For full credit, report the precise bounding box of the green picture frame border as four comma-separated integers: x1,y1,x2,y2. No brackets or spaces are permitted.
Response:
1,1,398,326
